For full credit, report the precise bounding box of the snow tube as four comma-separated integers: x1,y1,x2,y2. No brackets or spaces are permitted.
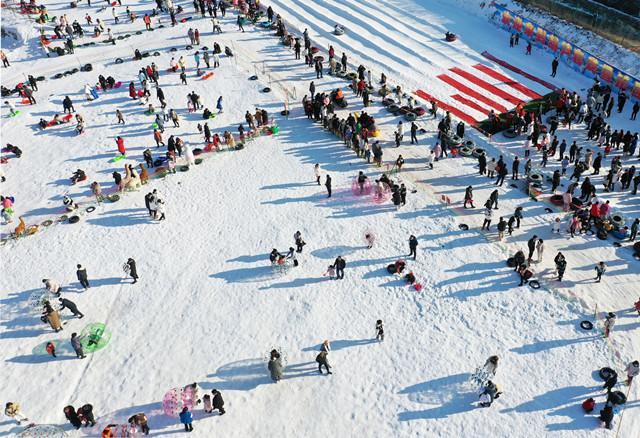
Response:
235,143,244,150
153,159,164,167
186,45,193,50
611,214,625,229
503,128,518,138
57,214,68,223
445,34,457,42
609,391,627,405
27,225,39,235
115,58,124,64
179,165,190,172
459,146,472,157
141,52,150,58
528,280,541,289
405,112,417,122
399,106,412,115
36,76,45,81
280,110,290,116
192,148,203,156
81,63,92,72
41,219,53,227
580,320,593,330
108,194,120,202
597,229,608,240
528,173,543,184
544,207,553,213
68,215,80,224
472,148,486,158
311,47,320,54
412,107,426,116
153,51,160,57
458,224,469,231
549,194,563,206
195,158,203,165
80,322,111,353
599,367,617,381
201,46,209,51
170,47,177,52
346,72,357,80
506,257,516,267
53,72,64,79
162,387,197,417
388,104,400,114
63,71,73,77
611,227,628,239
135,30,142,35
262,87,271,93
386,264,397,274
116,35,125,40
334,26,345,36
249,75,258,81
382,97,395,107
86,206,96,213
351,177,372,196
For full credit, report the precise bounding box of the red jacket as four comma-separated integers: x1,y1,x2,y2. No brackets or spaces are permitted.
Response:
582,398,595,412
116,137,125,155
46,342,56,356
590,203,600,217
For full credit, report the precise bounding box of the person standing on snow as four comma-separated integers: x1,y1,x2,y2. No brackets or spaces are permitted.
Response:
535,239,544,263
210,389,226,415
603,312,616,338
481,206,492,231
375,319,384,341
551,58,559,77
313,163,321,185
64,405,82,429
483,356,499,375
478,380,502,407
71,332,86,359
179,407,193,432
526,235,538,262
333,256,346,279
268,349,284,382
594,261,606,282
76,264,89,289
126,258,138,284
625,360,639,386
325,174,332,198
294,231,305,253
408,235,418,260
464,186,474,208
316,351,332,375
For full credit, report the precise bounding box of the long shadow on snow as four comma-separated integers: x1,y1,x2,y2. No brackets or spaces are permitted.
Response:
209,266,277,284
203,358,317,391
510,335,600,355
398,373,476,420
302,338,377,352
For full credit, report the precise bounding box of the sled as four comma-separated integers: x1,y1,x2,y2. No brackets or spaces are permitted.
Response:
9,110,21,117
110,154,126,163
62,114,73,123
90,89,99,100
21,98,30,104
200,72,215,80
80,322,111,353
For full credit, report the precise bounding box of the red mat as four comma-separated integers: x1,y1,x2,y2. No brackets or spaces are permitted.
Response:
413,90,478,125
451,94,491,116
473,64,542,99
449,67,524,105
437,74,509,113
481,51,559,92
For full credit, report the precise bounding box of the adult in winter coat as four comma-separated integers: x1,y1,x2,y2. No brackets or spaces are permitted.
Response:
554,252,567,281
64,405,82,429
268,350,284,382
481,206,492,230
527,235,538,262
43,302,63,332
478,381,501,407
625,360,639,386
603,312,616,338
489,189,499,209
126,258,138,283
325,174,332,198
78,404,96,427
58,297,84,318
5,402,28,424
513,250,526,272
334,256,346,279
483,356,499,375
464,186,474,208
599,404,614,429
594,261,606,282
43,278,62,295
76,264,89,289
128,413,150,435
316,351,332,374
211,389,225,415
71,332,86,358
408,235,418,260
179,407,193,432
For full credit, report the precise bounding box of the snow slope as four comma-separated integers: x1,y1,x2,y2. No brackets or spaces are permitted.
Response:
1,0,638,437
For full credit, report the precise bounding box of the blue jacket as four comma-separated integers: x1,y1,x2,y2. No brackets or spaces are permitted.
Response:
179,410,193,424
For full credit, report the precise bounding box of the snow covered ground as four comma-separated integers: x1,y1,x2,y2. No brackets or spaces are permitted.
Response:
1,0,638,437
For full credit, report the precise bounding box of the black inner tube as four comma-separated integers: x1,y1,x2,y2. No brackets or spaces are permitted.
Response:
580,321,593,330
529,280,541,289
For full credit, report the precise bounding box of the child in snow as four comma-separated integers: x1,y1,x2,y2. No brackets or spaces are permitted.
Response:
324,265,335,279
376,319,384,341
203,394,213,413
552,217,561,233
46,341,57,357
365,232,375,249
